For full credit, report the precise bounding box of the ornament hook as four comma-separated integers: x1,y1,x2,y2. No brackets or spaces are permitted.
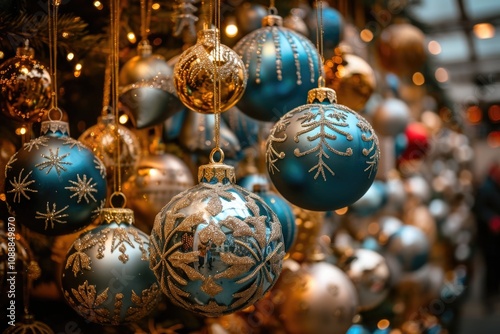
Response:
47,107,63,121
209,147,225,164
110,191,127,208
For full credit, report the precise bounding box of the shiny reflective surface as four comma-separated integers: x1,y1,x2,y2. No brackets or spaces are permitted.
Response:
174,29,247,114
61,208,159,325
5,121,107,236
385,225,430,272
149,163,285,317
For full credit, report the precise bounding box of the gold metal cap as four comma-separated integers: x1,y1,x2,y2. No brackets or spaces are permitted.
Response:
307,87,337,104
198,162,236,184
137,39,152,57
262,15,283,27
40,120,70,136
100,207,135,225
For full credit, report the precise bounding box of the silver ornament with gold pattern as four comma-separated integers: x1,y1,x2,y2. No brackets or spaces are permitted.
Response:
149,161,285,317
61,207,160,325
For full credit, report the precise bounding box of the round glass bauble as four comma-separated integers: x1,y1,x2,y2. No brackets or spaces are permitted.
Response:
266,87,380,211
234,2,268,35
221,106,260,150
306,3,344,58
372,98,411,137
119,41,182,129
0,44,51,123
233,14,322,122
149,163,285,317
271,261,359,334
349,180,388,217
61,208,160,325
340,249,391,311
5,121,107,235
174,29,247,114
78,114,141,188
3,315,54,334
385,225,430,272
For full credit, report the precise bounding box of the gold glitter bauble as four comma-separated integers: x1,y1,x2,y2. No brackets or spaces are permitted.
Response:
324,47,376,112
174,28,247,114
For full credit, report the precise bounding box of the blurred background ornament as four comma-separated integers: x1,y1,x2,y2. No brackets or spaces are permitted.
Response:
3,314,54,334
221,106,260,150
122,150,194,232
233,11,322,122
119,40,182,129
271,260,359,334
306,2,344,60
266,86,380,211
324,45,376,112
385,225,430,272
372,98,411,137
179,109,241,163
0,41,52,123
375,23,427,77
163,107,187,142
284,7,309,37
149,162,285,317
0,138,17,194
172,0,200,44
5,120,107,235
174,28,247,114
78,113,141,191
234,2,268,36
61,207,159,325
397,122,430,166
350,180,388,217
288,206,325,263
340,249,391,311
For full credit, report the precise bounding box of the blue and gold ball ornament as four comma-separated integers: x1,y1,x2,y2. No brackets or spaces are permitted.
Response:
233,10,322,122
149,158,285,317
266,85,380,211
5,119,107,235
61,207,160,325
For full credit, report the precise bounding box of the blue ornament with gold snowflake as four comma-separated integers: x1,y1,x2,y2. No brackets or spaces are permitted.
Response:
5,119,107,235
266,82,380,211
233,9,322,122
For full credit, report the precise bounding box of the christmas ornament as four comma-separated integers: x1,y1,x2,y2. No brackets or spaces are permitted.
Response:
3,314,54,334
398,122,430,163
385,225,430,272
174,28,247,114
237,173,269,192
347,324,371,334
122,152,194,232
0,41,52,123
377,216,403,246
284,8,309,36
340,249,391,311
221,106,260,150
372,98,411,137
376,23,427,76
0,138,16,193
350,180,388,217
234,2,267,35
179,109,241,162
306,2,344,59
266,85,380,211
119,40,182,129
149,161,285,317
271,260,359,334
324,45,376,112
163,108,187,141
61,207,160,325
404,175,432,204
5,120,107,235
172,0,200,43
252,183,297,253
78,113,141,189
233,12,322,122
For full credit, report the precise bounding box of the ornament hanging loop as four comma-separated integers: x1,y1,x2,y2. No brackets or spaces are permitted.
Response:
318,75,325,88
209,147,225,164
110,191,127,208
47,107,63,121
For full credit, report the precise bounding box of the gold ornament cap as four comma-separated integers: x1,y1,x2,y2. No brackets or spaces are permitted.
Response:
198,162,236,184
100,207,135,225
40,120,70,136
16,40,35,58
137,39,153,57
307,87,337,104
262,14,283,27
197,28,219,48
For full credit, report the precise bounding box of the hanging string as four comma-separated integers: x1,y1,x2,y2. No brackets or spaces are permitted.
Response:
140,0,153,42
209,0,222,162
316,0,326,87
48,0,61,110
101,51,112,115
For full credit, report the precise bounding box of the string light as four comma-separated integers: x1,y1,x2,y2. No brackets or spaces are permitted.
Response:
360,28,374,42
224,17,238,38
428,40,442,55
127,32,137,43
93,1,103,10
66,52,74,61
152,2,160,10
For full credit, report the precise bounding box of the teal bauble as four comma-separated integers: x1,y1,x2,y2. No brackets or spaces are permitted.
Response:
4,120,107,235
349,180,388,217
233,13,322,122
266,87,380,211
149,162,285,317
306,3,344,59
252,183,297,253
61,208,160,325
221,106,260,150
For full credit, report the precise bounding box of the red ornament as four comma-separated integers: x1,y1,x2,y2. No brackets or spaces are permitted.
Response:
398,122,430,162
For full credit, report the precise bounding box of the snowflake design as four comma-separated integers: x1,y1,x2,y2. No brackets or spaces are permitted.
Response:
93,157,106,178
65,174,98,203
7,168,37,203
5,152,18,176
63,137,86,151
64,280,111,324
91,199,106,219
35,147,72,175
23,136,50,152
35,202,69,230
